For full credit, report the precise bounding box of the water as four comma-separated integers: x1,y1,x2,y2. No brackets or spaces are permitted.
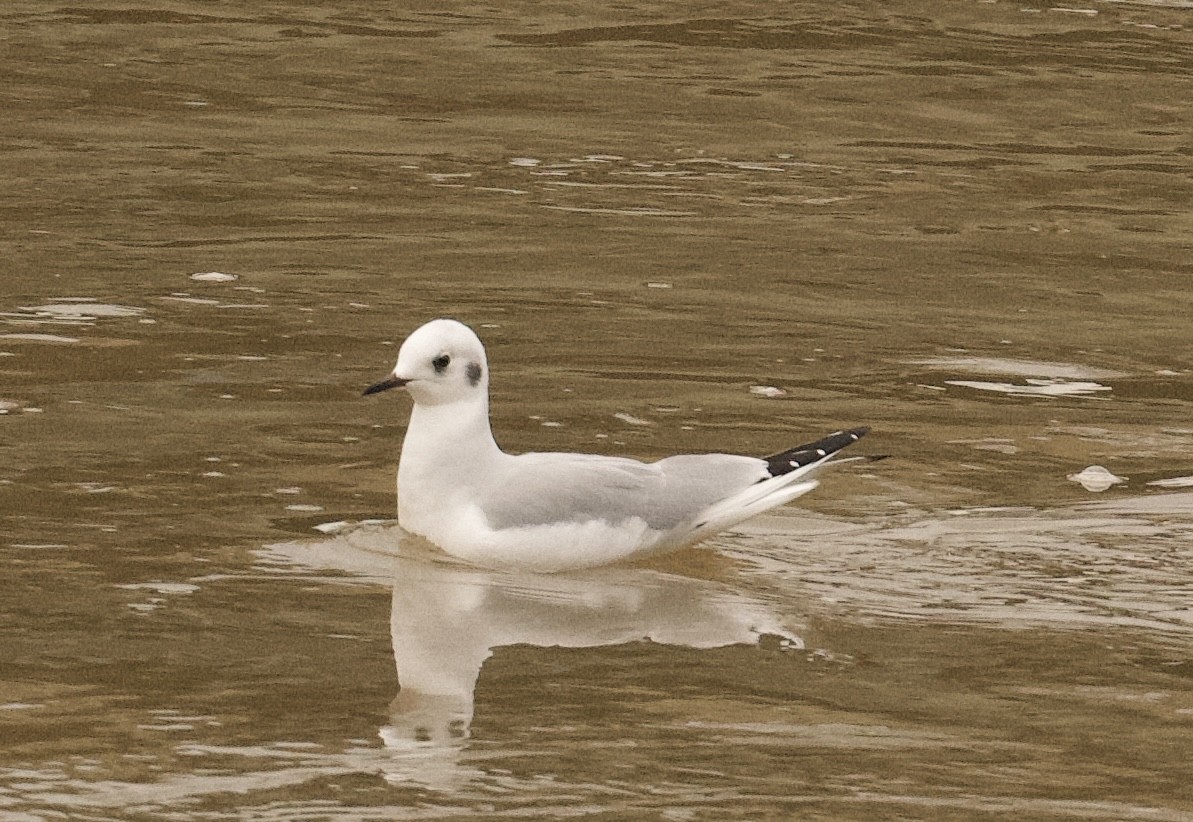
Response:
2,0,1192,818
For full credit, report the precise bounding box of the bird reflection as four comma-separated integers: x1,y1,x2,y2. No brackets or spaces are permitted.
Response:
260,521,803,789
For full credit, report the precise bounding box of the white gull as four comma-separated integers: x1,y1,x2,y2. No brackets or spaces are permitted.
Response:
364,318,868,572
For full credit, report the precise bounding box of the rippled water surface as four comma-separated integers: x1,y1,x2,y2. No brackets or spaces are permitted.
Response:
2,0,1192,819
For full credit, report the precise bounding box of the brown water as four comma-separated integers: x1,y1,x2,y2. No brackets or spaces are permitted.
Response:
3,0,1193,818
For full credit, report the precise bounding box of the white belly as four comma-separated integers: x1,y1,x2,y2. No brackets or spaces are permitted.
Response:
404,499,667,573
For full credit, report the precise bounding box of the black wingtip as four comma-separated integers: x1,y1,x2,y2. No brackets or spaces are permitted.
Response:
761,426,870,477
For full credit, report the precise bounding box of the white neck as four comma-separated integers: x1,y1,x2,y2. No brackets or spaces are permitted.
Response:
398,395,504,494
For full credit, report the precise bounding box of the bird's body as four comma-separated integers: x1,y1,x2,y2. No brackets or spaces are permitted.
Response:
365,319,868,572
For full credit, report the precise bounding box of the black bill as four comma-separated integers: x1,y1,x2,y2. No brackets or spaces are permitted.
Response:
363,375,409,396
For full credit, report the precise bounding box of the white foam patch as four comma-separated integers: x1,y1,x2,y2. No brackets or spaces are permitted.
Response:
613,412,652,426
1147,476,1193,488
117,582,200,595
1068,465,1127,492
21,303,144,318
912,357,1127,380
947,379,1112,397
750,385,787,398
0,333,80,344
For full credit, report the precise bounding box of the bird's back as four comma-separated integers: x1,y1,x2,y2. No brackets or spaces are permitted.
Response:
477,451,764,532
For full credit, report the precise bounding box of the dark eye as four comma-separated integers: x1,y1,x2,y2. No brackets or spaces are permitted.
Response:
432,354,451,374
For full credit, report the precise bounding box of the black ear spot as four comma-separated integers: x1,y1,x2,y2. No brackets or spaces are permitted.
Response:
432,354,450,374
466,362,483,386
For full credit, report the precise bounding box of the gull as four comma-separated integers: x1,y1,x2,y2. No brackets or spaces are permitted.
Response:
364,319,869,572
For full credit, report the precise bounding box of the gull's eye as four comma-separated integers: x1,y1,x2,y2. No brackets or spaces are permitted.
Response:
432,354,451,374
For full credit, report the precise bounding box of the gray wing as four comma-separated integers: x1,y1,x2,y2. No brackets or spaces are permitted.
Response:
479,452,767,531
